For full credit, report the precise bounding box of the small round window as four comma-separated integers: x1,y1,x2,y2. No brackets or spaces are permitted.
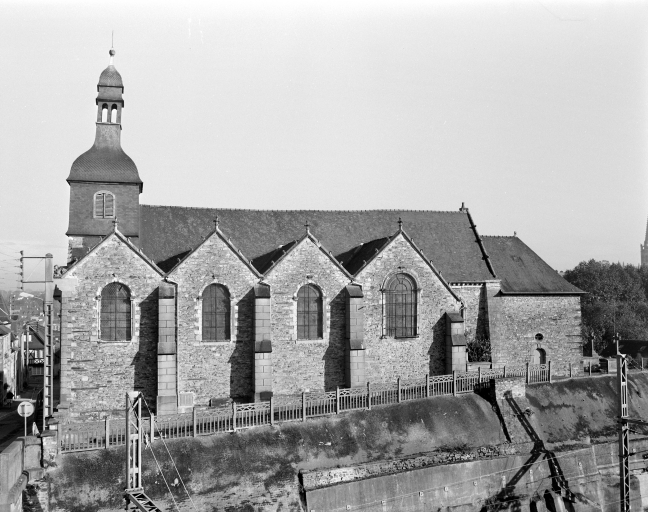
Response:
535,333,544,341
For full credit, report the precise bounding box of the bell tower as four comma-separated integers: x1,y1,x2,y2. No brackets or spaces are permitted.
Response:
66,48,143,264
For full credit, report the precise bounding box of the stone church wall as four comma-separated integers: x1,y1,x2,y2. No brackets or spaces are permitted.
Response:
169,233,259,406
490,295,582,375
450,284,489,344
356,236,461,380
60,235,162,419
264,238,350,395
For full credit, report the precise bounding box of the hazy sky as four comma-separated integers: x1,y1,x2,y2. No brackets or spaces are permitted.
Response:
1,0,647,290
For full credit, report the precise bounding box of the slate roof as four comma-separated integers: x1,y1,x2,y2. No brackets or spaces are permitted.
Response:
140,206,496,281
98,65,123,89
67,125,142,186
481,236,584,294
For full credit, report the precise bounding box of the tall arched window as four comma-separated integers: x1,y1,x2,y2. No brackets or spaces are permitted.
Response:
202,284,230,341
297,284,322,340
110,105,117,123
101,104,108,122
384,274,417,338
101,283,132,341
94,192,115,218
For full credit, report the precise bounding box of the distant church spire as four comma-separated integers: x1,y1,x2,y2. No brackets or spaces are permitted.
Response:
641,217,648,267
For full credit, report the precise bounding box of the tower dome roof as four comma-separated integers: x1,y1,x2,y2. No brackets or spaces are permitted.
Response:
99,65,123,88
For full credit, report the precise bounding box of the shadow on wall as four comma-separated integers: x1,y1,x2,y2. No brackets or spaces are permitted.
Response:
477,286,490,340
230,289,255,400
133,288,158,408
428,315,446,376
324,291,347,392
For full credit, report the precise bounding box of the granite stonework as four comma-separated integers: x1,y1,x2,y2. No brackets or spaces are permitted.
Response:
58,232,162,419
168,228,260,405
262,236,351,395
355,234,462,380
450,283,489,342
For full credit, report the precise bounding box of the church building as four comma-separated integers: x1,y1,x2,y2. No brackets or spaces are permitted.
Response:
55,51,584,420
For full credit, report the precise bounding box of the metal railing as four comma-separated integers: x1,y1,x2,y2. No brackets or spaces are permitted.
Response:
60,362,552,453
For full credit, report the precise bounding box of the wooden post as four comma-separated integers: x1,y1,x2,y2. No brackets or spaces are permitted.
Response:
397,377,401,403
302,392,306,422
452,370,457,396
642,358,645,371
367,382,371,411
569,362,572,378
270,396,274,425
232,402,237,432
503,365,507,378
336,386,340,414
478,366,482,383
589,363,592,376
526,362,530,384
425,374,430,398
150,413,155,440
192,407,197,437
548,361,552,383
105,418,110,449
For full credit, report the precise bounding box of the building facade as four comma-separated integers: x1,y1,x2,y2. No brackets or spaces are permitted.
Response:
55,52,584,420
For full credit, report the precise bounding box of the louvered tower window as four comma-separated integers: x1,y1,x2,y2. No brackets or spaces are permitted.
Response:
202,284,230,341
100,283,132,341
384,274,417,338
297,284,322,340
94,191,115,218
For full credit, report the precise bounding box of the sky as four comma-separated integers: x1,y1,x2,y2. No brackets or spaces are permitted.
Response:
0,0,647,290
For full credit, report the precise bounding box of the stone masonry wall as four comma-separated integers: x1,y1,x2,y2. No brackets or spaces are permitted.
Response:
355,234,461,380
491,295,582,376
60,234,162,419
264,237,350,394
169,231,259,405
451,284,489,345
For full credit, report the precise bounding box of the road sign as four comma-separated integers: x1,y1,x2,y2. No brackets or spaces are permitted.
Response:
17,401,34,418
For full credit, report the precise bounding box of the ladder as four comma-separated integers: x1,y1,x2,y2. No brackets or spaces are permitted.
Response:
125,489,165,512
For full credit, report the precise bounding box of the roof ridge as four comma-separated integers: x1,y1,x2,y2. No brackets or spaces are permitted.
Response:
140,204,466,214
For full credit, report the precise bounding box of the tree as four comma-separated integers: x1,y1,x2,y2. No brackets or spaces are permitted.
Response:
563,260,648,354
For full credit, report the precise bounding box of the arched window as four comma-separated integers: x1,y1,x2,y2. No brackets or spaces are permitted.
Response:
384,274,417,338
297,284,322,340
110,105,117,123
101,104,108,123
94,192,115,218
101,283,132,341
202,284,230,341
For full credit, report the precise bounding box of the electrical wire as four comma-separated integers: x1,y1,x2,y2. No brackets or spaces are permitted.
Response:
140,395,198,511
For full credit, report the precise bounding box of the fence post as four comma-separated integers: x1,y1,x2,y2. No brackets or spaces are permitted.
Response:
425,374,429,398
478,366,482,383
397,377,401,403
367,382,371,411
503,365,507,378
525,362,530,384
643,358,645,371
105,418,110,449
150,413,155,440
192,407,197,437
336,386,340,414
270,396,274,425
452,370,457,396
589,363,592,376
302,392,307,422
232,402,237,432
548,361,552,383
569,362,572,378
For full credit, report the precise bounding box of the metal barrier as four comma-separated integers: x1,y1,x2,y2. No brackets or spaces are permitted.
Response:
60,362,553,452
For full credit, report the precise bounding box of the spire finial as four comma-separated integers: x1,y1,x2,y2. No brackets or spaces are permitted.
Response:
109,32,115,65
397,217,403,231
305,220,310,234
214,215,220,230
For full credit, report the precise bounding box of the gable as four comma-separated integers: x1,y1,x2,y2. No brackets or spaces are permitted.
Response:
140,206,494,282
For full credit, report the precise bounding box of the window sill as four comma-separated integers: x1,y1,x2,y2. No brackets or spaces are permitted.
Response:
198,341,232,346
97,340,133,344
295,338,327,344
380,335,420,341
